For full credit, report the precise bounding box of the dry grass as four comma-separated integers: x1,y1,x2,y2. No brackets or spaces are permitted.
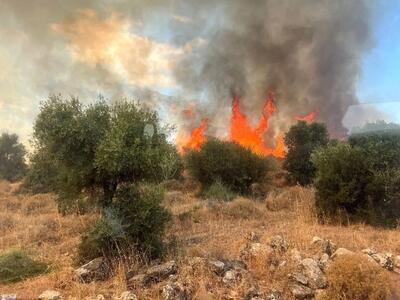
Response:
0,180,399,299
323,254,395,300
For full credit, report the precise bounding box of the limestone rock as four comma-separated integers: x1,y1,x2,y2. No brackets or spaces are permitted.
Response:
312,236,323,244
291,249,302,262
289,282,314,299
162,280,194,300
127,260,178,288
266,289,281,300
207,259,226,275
115,292,137,300
319,253,330,270
371,252,394,271
244,287,262,300
290,272,308,285
269,235,289,252
240,242,273,260
38,290,63,300
300,258,327,289
361,248,377,256
321,239,336,256
75,257,108,283
331,248,354,259
222,269,242,286
1,295,17,300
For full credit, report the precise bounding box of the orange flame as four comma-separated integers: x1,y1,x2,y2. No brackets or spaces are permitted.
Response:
230,92,285,158
177,118,208,153
295,111,317,122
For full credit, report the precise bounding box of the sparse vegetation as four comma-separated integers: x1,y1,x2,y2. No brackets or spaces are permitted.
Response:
0,250,48,283
203,181,237,202
0,133,27,182
185,139,271,195
283,121,329,185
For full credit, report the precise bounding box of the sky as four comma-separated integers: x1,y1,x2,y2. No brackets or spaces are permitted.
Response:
0,0,399,148
354,0,400,123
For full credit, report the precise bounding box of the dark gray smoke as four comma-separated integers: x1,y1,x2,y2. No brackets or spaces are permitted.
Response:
173,0,372,136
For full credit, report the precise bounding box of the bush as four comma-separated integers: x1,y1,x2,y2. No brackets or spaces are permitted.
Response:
203,181,237,202
0,250,48,283
0,133,27,182
283,121,329,185
312,143,372,221
312,143,400,226
78,184,171,263
323,254,394,300
222,197,264,219
185,139,271,194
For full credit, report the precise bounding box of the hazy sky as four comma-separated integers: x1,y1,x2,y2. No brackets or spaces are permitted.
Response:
0,0,399,148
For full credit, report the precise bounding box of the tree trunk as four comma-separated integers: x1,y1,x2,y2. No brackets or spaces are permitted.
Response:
102,181,117,208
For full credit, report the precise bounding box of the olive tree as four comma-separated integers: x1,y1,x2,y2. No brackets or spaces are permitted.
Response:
0,133,27,181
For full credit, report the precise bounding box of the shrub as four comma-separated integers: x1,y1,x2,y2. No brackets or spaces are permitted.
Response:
312,143,375,223
323,254,394,300
78,184,171,263
0,250,48,283
203,181,237,202
0,133,27,182
312,140,400,227
185,139,271,194
222,197,264,219
283,121,329,185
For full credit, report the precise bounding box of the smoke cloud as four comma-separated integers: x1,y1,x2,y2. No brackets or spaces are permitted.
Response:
0,0,374,146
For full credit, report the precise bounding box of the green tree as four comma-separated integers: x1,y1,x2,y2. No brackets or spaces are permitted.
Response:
283,121,329,185
32,95,181,210
0,133,27,181
185,139,271,194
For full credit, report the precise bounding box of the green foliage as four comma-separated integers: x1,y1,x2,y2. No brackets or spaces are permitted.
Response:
185,139,271,194
349,121,400,171
0,133,27,181
78,184,171,263
0,250,48,283
312,142,400,227
31,95,181,210
283,121,329,185
20,150,59,194
203,181,237,202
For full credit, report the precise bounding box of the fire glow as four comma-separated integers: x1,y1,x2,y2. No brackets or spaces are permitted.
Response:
177,92,287,158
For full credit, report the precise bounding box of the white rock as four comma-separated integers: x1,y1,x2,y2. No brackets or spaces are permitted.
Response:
289,282,314,299
312,236,323,244
300,258,327,289
331,248,354,259
1,295,17,300
117,291,137,300
38,290,63,300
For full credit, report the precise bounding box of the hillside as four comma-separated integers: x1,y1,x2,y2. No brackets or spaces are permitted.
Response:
0,179,399,299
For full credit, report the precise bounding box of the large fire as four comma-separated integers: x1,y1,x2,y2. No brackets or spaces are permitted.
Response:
177,92,287,158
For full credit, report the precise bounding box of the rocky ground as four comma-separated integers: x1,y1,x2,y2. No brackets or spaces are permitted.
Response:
0,180,399,299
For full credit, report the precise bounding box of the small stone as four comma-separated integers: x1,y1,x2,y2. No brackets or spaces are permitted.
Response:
207,259,226,275
127,260,178,287
361,248,377,256
291,249,302,262
321,239,336,256
331,248,354,259
312,236,323,244
222,269,241,286
266,289,281,300
118,291,137,300
319,253,330,270
162,281,194,300
240,243,273,260
289,272,308,285
300,258,327,289
269,235,289,252
38,290,63,300
289,282,314,299
225,259,247,271
371,253,394,271
75,257,108,283
245,287,261,300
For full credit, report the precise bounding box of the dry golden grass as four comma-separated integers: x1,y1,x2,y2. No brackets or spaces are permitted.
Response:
323,254,395,300
0,180,399,299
